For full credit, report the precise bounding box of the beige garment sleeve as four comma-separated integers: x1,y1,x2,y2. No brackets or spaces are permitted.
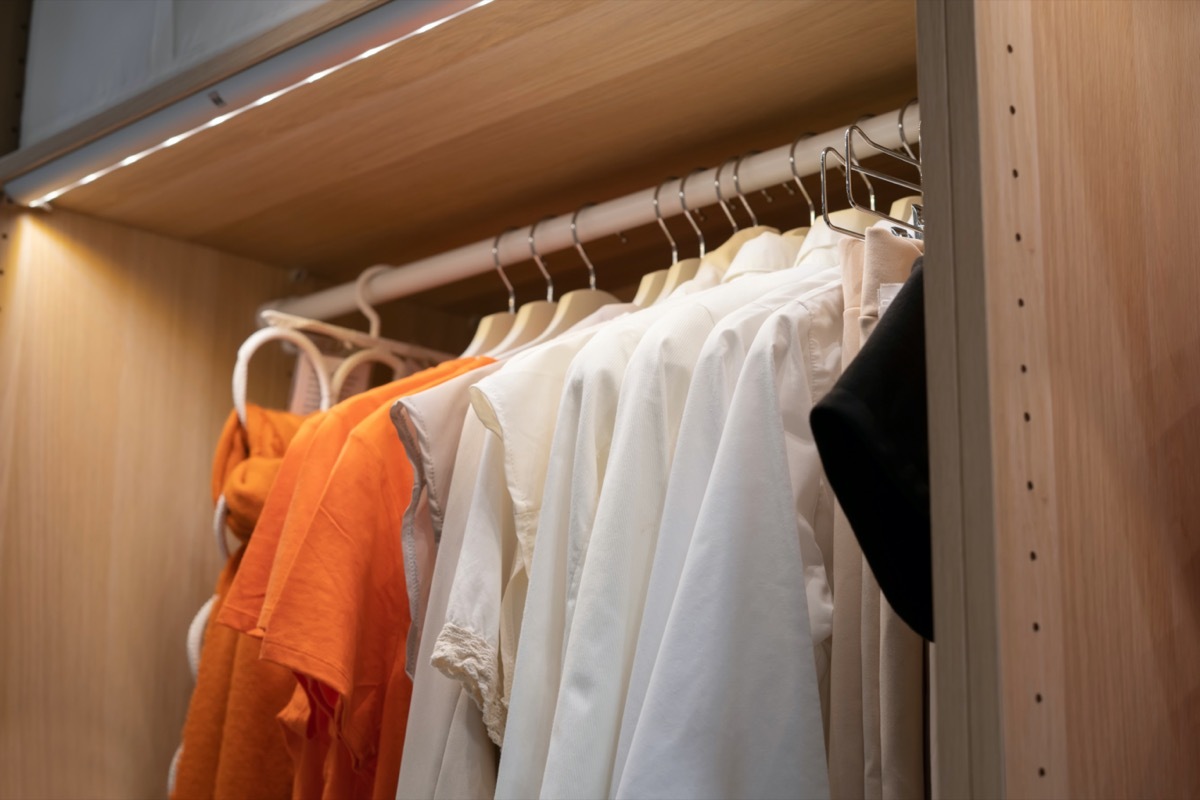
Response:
860,226,926,800
827,238,866,800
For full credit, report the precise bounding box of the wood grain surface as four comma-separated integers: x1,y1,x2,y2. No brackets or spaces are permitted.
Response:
40,0,917,293
977,0,1200,796
0,206,302,799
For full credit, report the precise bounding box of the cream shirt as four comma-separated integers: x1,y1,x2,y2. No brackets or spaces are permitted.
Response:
616,281,844,800
395,409,498,800
432,304,633,745
539,233,818,800
393,360,504,674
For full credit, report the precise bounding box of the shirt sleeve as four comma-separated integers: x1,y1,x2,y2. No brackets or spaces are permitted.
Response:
431,428,515,747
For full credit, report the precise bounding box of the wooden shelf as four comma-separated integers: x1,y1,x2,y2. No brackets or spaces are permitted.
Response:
35,0,916,301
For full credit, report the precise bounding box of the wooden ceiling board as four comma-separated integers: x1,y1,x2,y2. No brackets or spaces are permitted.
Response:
48,0,917,298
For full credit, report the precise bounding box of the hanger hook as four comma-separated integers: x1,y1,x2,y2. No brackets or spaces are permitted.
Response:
849,114,877,210
899,98,919,160
678,168,707,258
713,158,740,232
732,152,760,227
528,217,554,302
354,265,391,338
491,230,516,314
571,204,598,290
652,178,679,264
788,132,817,227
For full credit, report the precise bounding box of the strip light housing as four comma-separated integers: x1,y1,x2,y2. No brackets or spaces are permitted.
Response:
8,0,494,209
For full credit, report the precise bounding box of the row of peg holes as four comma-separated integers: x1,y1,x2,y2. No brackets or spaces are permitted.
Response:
1009,41,1047,783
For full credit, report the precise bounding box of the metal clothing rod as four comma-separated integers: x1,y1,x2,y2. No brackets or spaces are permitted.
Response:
267,105,920,320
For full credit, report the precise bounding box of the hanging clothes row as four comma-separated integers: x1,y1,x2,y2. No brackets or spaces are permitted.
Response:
172,107,932,800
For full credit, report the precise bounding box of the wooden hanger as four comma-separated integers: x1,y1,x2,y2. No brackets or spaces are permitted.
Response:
486,221,559,356
462,232,518,356
524,206,619,346
698,156,778,281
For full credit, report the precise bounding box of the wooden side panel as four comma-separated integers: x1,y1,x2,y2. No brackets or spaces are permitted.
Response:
977,1,1200,796
0,207,299,799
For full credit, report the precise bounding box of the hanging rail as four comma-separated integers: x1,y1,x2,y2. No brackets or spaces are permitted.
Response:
267,105,920,321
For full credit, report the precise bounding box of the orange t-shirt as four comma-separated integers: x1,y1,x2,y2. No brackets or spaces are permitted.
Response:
174,405,306,800
219,359,487,639
260,358,494,800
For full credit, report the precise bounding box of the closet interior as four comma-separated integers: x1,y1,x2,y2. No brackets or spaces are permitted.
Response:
0,0,1197,798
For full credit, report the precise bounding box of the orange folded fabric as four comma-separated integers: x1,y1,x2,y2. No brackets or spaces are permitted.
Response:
173,404,307,800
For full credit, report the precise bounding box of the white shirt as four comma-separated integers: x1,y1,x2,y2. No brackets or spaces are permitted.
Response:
496,293,700,799
396,409,498,800
432,304,632,746
539,233,819,800
616,281,844,800
611,269,841,791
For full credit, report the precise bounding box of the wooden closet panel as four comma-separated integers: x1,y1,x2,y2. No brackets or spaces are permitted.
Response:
0,207,299,799
977,1,1200,796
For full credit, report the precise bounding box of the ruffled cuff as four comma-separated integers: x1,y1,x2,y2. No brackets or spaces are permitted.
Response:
431,622,506,746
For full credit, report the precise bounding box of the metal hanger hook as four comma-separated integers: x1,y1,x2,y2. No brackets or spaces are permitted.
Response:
528,217,555,302
899,98,919,160
652,178,679,264
788,132,817,227
732,152,760,227
678,168,707,258
571,204,598,290
491,229,517,313
713,158,740,232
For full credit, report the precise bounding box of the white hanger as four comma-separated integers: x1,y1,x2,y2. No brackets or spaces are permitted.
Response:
485,224,558,356
328,266,408,398
461,233,518,356
219,323,333,558
258,267,454,383
523,206,619,347
232,325,332,428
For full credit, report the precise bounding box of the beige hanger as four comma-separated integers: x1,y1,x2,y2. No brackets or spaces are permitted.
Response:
524,206,619,346
485,225,557,356
633,178,682,307
700,156,778,279
654,170,710,303
889,195,923,225
632,270,667,307
461,232,517,356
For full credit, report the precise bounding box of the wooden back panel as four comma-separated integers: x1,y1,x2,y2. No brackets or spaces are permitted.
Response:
0,207,299,799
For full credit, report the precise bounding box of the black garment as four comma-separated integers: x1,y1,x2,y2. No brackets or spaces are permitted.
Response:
810,258,933,641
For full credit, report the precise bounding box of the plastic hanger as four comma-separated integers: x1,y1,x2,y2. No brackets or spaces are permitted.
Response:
653,172,706,303
632,178,679,307
461,232,517,356
485,224,557,355
219,324,333,558
232,326,332,428
523,206,619,346
328,266,408,398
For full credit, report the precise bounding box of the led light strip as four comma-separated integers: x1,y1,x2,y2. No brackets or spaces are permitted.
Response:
28,0,495,208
